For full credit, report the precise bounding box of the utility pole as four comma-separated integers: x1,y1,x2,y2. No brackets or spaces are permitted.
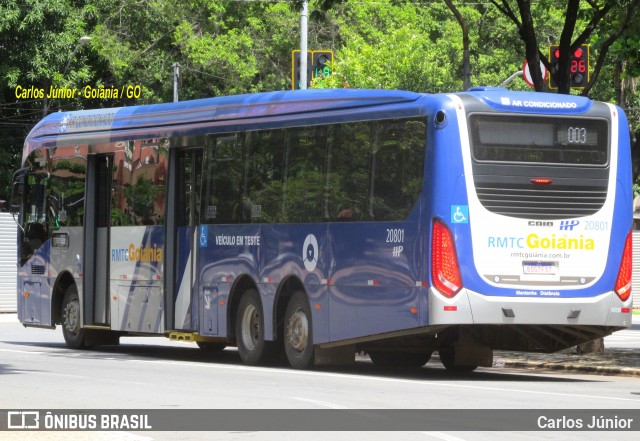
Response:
173,62,180,102
300,1,308,90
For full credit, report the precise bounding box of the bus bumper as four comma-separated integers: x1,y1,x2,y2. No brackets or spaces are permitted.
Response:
429,288,633,328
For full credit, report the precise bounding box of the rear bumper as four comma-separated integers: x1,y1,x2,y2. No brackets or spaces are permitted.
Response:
429,287,632,328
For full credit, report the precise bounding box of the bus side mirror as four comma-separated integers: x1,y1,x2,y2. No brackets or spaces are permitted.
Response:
9,168,28,215
9,181,23,215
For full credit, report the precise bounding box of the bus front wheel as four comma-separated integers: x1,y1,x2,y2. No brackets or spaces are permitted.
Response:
284,291,315,369
235,289,274,365
61,285,86,349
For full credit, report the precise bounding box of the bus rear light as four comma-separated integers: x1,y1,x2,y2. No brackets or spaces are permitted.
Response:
431,219,462,298
614,231,632,302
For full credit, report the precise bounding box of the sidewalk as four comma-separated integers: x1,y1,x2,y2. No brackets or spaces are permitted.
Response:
493,348,640,377
0,312,18,323
494,314,640,377
2,312,639,377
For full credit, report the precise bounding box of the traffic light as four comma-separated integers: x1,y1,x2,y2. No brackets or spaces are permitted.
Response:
312,50,333,80
292,50,312,90
291,50,334,90
548,44,589,89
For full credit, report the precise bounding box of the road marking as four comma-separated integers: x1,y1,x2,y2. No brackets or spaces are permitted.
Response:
0,348,44,355
422,433,468,441
292,397,349,409
127,358,640,404
3,345,639,404
23,371,151,386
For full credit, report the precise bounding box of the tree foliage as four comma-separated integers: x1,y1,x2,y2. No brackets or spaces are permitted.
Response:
0,0,101,204
1,0,640,204
489,0,639,95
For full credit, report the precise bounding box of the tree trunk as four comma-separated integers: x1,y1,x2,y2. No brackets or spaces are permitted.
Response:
444,0,471,90
515,0,545,91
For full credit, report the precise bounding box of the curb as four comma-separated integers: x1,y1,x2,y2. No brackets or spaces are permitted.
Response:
497,358,640,377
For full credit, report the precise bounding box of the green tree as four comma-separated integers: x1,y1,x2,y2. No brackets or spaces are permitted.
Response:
0,0,103,207
490,0,640,95
3,0,640,209
92,0,312,100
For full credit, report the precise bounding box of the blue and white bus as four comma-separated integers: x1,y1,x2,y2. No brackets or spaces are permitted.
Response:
10,87,633,371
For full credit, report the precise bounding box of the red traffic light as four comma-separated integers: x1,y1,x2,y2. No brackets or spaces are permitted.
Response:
548,44,589,89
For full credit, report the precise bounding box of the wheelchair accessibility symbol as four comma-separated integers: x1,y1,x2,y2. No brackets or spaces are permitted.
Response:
200,225,208,247
451,205,469,224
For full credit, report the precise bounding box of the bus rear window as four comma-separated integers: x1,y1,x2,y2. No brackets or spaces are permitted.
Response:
469,115,609,165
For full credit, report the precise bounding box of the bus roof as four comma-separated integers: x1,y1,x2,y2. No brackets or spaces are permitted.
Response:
458,87,594,114
26,88,422,143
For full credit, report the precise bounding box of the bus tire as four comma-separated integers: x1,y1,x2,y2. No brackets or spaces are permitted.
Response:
284,291,315,370
369,350,432,369
235,289,273,365
61,285,86,349
439,348,478,372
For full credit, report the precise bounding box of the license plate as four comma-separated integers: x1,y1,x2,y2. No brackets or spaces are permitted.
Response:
523,261,557,275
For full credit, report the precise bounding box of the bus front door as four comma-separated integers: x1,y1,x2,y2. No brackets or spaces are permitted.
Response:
166,148,207,332
83,154,112,327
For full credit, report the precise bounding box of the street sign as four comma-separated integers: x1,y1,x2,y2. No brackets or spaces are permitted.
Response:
523,60,548,88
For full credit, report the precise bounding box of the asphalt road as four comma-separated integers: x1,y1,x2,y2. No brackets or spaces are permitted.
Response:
1,313,639,441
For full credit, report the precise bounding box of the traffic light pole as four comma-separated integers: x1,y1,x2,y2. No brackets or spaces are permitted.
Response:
300,1,308,90
173,62,180,102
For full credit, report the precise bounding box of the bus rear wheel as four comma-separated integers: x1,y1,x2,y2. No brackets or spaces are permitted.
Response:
61,285,86,349
439,348,478,372
235,289,274,365
284,291,315,369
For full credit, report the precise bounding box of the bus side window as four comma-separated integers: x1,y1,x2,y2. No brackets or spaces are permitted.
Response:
49,153,87,228
243,129,285,223
283,126,330,223
205,134,243,224
21,173,50,264
329,121,373,221
371,119,426,221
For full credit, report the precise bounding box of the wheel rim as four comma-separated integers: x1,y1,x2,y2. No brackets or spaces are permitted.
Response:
287,307,309,354
241,304,260,351
63,298,80,335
